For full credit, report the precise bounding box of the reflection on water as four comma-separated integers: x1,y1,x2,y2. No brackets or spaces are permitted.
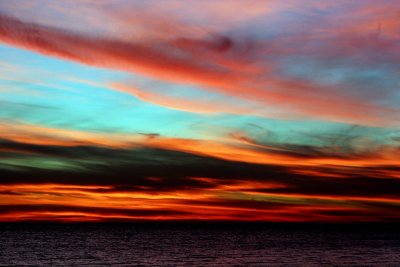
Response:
0,223,399,266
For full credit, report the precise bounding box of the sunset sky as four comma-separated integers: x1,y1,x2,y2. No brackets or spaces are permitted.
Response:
1,0,400,222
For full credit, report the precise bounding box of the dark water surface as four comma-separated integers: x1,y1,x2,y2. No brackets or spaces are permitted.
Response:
0,223,399,266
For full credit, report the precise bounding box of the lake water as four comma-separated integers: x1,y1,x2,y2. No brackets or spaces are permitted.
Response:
0,223,399,266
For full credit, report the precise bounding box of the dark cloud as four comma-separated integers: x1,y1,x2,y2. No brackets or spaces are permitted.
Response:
0,190,23,196
230,125,396,161
1,138,400,200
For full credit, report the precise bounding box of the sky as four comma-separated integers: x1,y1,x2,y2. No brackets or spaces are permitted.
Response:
0,0,400,222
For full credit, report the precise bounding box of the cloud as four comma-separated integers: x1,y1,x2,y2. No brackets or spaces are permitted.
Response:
2,0,400,222
2,136,400,199
2,6,400,125
0,12,245,87
0,204,192,221
1,134,400,221
111,83,256,115
1,120,400,171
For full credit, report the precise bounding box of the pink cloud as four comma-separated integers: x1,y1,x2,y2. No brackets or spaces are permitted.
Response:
1,0,400,126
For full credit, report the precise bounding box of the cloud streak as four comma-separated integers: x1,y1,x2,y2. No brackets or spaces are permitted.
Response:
1,2,400,125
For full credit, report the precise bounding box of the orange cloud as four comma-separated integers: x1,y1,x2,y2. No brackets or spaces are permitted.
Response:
111,83,256,115
1,182,399,222
1,120,400,170
0,121,142,148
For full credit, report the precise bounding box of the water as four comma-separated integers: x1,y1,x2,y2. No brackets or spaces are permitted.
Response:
0,223,399,266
